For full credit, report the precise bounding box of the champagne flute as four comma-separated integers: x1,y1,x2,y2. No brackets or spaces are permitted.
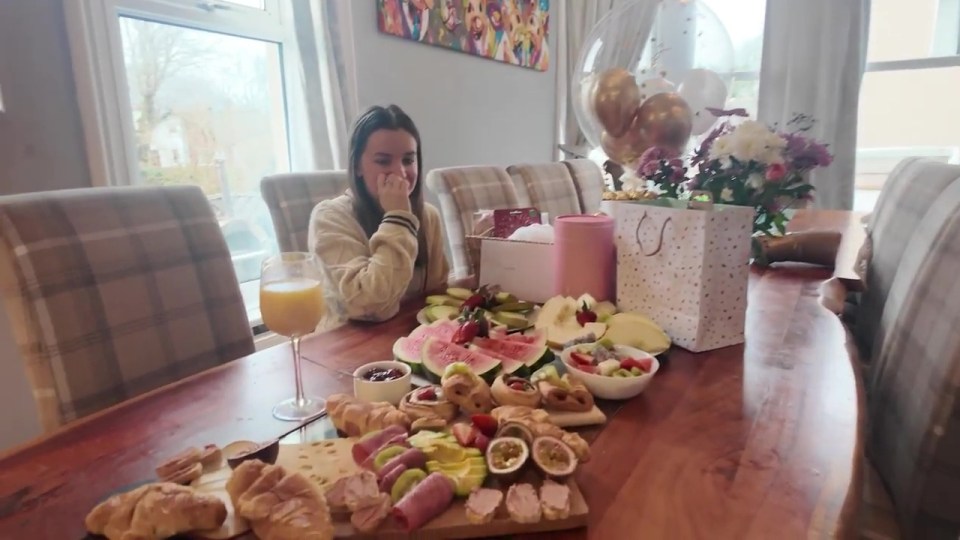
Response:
260,252,326,421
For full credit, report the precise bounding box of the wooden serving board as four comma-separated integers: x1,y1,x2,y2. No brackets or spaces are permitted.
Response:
192,440,588,539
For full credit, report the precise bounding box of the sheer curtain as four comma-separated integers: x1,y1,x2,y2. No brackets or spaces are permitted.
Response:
292,0,359,170
555,0,624,155
758,0,871,210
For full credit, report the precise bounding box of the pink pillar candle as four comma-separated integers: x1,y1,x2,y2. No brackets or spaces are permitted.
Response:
553,214,616,301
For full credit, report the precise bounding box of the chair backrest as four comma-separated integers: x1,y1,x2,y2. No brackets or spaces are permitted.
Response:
856,158,960,360
506,163,581,222
562,159,606,214
261,171,350,252
867,174,960,538
0,186,254,431
425,166,519,279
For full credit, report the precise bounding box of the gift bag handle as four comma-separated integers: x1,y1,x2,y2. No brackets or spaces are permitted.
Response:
635,211,672,257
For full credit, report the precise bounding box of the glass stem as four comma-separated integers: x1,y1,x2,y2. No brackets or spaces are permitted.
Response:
291,336,305,408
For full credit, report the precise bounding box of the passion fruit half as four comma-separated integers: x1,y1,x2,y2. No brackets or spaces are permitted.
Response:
531,436,577,480
485,436,529,484
495,421,534,446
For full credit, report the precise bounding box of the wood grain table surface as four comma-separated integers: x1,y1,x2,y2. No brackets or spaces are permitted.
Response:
0,210,865,540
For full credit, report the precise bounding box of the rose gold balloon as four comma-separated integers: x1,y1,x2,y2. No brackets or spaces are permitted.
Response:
634,92,693,153
592,68,641,138
601,128,648,166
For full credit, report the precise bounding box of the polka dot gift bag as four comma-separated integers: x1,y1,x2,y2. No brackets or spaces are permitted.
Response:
613,197,754,352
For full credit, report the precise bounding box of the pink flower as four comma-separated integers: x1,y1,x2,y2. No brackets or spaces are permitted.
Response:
765,162,786,182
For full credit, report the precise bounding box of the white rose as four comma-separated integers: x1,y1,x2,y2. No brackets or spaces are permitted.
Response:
720,187,734,202
709,135,734,159
747,173,765,189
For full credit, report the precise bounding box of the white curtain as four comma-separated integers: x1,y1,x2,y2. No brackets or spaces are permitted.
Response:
292,0,359,170
758,0,871,210
555,0,623,155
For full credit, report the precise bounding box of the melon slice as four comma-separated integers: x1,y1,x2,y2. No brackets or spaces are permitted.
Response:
421,338,500,384
393,320,460,373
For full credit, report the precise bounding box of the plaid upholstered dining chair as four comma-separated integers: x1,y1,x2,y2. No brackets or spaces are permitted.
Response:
425,166,520,279
0,186,255,432
864,172,960,538
562,159,606,214
506,163,582,223
852,158,960,361
261,171,350,253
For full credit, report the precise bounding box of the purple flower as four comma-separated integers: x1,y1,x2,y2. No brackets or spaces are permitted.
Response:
640,160,661,177
668,158,684,169
639,146,669,166
783,132,833,170
669,166,686,183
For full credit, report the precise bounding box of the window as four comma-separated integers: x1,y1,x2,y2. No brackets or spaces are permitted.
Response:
855,0,960,211
66,0,309,289
702,0,766,117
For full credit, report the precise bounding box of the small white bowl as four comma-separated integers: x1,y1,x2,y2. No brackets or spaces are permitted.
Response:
353,361,412,405
560,344,659,400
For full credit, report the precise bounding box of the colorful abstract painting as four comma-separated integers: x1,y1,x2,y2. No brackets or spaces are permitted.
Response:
376,0,550,71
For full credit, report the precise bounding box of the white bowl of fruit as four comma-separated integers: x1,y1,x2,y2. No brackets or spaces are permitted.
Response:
559,341,659,400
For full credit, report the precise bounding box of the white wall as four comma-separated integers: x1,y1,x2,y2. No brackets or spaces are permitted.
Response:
347,0,559,176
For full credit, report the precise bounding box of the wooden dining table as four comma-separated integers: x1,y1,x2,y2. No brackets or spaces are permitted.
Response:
0,210,865,540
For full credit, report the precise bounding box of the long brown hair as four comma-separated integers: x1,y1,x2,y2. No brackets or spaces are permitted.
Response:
349,105,428,268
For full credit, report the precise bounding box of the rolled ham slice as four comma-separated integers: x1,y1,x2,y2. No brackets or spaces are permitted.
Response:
377,448,426,478
359,434,410,470
352,425,408,465
377,463,408,494
391,472,455,531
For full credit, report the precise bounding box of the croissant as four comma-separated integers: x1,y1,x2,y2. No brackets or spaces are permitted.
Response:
228,460,334,540
85,482,227,540
441,369,494,414
537,374,594,412
326,393,411,437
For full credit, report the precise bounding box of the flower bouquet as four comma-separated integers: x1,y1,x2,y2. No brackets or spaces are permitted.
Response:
636,113,833,236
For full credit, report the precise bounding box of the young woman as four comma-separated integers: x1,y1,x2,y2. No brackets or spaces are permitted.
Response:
309,105,449,322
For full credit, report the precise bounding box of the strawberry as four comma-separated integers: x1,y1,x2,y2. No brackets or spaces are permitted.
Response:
453,318,480,345
576,301,598,327
451,423,477,448
461,294,486,311
470,414,499,438
416,387,438,401
570,351,594,366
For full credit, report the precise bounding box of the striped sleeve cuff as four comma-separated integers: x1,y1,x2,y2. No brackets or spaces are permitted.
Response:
382,211,419,236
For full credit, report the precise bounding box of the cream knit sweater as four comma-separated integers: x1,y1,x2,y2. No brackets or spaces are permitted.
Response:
308,192,449,322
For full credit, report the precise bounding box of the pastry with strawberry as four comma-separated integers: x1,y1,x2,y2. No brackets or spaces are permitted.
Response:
490,373,541,408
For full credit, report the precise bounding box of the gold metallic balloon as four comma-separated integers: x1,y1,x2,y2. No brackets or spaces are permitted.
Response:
634,92,693,153
601,126,649,166
592,68,641,138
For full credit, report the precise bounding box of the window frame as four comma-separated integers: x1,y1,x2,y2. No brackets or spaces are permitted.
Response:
64,0,310,188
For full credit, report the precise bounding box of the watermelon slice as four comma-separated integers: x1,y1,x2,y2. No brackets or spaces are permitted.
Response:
489,328,548,350
472,334,551,370
393,320,459,373
468,344,527,377
421,338,500,384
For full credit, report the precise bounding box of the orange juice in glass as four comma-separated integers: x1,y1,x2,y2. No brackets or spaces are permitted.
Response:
260,252,326,421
